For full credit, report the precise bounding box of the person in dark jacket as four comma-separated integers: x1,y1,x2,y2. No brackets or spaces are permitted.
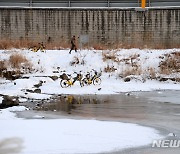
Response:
69,35,77,54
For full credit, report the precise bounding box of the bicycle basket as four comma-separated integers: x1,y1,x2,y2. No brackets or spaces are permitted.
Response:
60,73,69,80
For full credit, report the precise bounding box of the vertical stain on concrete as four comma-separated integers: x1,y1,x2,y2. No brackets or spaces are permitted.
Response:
0,8,180,47
24,10,31,38
167,10,171,26
101,11,105,41
81,10,84,31
92,10,95,31
85,11,89,33
68,10,72,38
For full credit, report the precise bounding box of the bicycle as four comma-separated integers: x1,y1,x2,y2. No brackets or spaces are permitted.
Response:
30,42,45,53
60,72,84,88
82,70,102,86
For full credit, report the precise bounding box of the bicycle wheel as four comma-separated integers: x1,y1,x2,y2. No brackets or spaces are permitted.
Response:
82,78,91,85
93,77,101,85
40,48,45,53
32,47,38,52
79,81,84,87
60,80,69,88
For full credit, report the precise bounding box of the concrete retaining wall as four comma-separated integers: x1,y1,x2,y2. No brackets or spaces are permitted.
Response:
0,8,180,48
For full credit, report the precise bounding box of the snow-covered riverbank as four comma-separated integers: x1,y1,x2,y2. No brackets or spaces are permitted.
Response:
0,49,179,100
0,106,163,154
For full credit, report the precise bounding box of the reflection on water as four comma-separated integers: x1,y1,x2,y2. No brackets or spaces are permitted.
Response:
34,91,180,121
35,95,106,114
34,94,151,119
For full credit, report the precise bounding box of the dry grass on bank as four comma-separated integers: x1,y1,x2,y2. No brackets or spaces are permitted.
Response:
0,40,70,50
0,60,6,71
9,54,29,69
159,52,180,75
1,39,180,50
0,53,33,78
121,67,142,77
92,42,180,50
104,65,117,73
102,51,118,62
0,40,35,49
147,67,156,79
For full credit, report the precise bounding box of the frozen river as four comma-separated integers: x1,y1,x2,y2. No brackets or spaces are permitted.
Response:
18,90,180,154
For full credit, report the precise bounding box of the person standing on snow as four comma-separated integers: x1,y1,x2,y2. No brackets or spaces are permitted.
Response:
69,35,77,54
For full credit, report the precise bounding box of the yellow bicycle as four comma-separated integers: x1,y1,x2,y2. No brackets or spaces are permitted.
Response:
82,70,101,86
30,42,45,53
60,72,84,88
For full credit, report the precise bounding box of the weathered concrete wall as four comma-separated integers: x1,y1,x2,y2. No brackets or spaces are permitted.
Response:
0,8,180,48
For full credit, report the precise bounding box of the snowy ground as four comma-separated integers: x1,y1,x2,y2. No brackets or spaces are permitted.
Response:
0,106,163,154
0,49,178,153
0,49,180,100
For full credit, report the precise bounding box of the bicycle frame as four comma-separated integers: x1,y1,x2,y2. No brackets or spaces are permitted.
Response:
60,72,84,88
83,70,101,85
67,79,73,86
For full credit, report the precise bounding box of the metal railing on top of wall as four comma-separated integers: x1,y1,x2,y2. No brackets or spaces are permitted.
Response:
0,0,180,8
